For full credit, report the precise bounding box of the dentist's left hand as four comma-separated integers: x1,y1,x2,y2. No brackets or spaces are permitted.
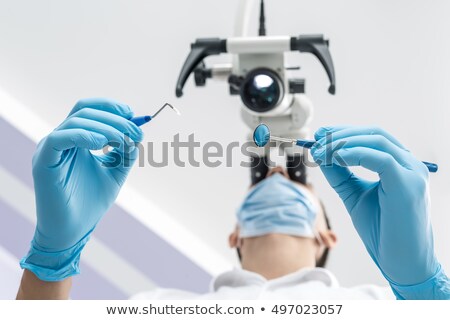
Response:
20,98,143,281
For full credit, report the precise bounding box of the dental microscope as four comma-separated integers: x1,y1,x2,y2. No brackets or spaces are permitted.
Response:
175,0,336,185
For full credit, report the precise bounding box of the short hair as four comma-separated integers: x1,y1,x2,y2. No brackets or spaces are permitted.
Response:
315,200,331,268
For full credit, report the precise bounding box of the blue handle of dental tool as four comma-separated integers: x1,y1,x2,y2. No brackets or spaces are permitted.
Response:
297,139,438,173
422,161,438,173
295,139,317,149
130,115,152,127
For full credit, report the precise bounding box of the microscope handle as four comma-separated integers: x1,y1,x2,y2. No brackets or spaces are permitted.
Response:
176,38,227,97
291,35,336,95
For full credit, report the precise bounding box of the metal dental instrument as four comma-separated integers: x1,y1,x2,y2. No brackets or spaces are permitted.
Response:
152,103,181,118
253,123,438,173
253,123,316,149
130,103,181,126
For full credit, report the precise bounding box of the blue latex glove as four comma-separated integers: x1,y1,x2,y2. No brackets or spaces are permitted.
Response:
20,98,143,281
311,126,450,300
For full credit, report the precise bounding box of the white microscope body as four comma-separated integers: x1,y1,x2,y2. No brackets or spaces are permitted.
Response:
228,36,315,156
175,0,336,184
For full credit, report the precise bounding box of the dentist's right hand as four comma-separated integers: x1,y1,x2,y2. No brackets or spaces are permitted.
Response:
20,98,143,282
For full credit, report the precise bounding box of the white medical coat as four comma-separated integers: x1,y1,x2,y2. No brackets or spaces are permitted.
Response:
131,267,395,300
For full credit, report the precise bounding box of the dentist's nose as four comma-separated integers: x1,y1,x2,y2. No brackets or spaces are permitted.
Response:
266,166,289,179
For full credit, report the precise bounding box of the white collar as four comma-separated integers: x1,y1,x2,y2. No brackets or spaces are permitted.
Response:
211,267,340,292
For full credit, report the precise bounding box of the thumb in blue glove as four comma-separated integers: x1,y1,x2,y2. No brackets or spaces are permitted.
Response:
20,98,143,281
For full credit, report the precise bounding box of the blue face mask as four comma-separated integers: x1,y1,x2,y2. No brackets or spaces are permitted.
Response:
236,173,319,238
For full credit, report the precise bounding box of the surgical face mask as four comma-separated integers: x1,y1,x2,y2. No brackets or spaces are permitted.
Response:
236,173,319,239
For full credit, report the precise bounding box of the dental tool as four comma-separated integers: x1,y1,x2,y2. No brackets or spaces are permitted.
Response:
253,123,439,173
253,123,315,148
130,103,181,127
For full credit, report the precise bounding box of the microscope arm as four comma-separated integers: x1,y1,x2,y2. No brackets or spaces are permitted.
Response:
176,35,336,97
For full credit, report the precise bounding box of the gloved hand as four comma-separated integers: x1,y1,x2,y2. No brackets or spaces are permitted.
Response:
311,126,449,299
20,98,143,281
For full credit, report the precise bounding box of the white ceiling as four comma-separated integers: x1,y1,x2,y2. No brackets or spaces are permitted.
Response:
0,0,449,287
